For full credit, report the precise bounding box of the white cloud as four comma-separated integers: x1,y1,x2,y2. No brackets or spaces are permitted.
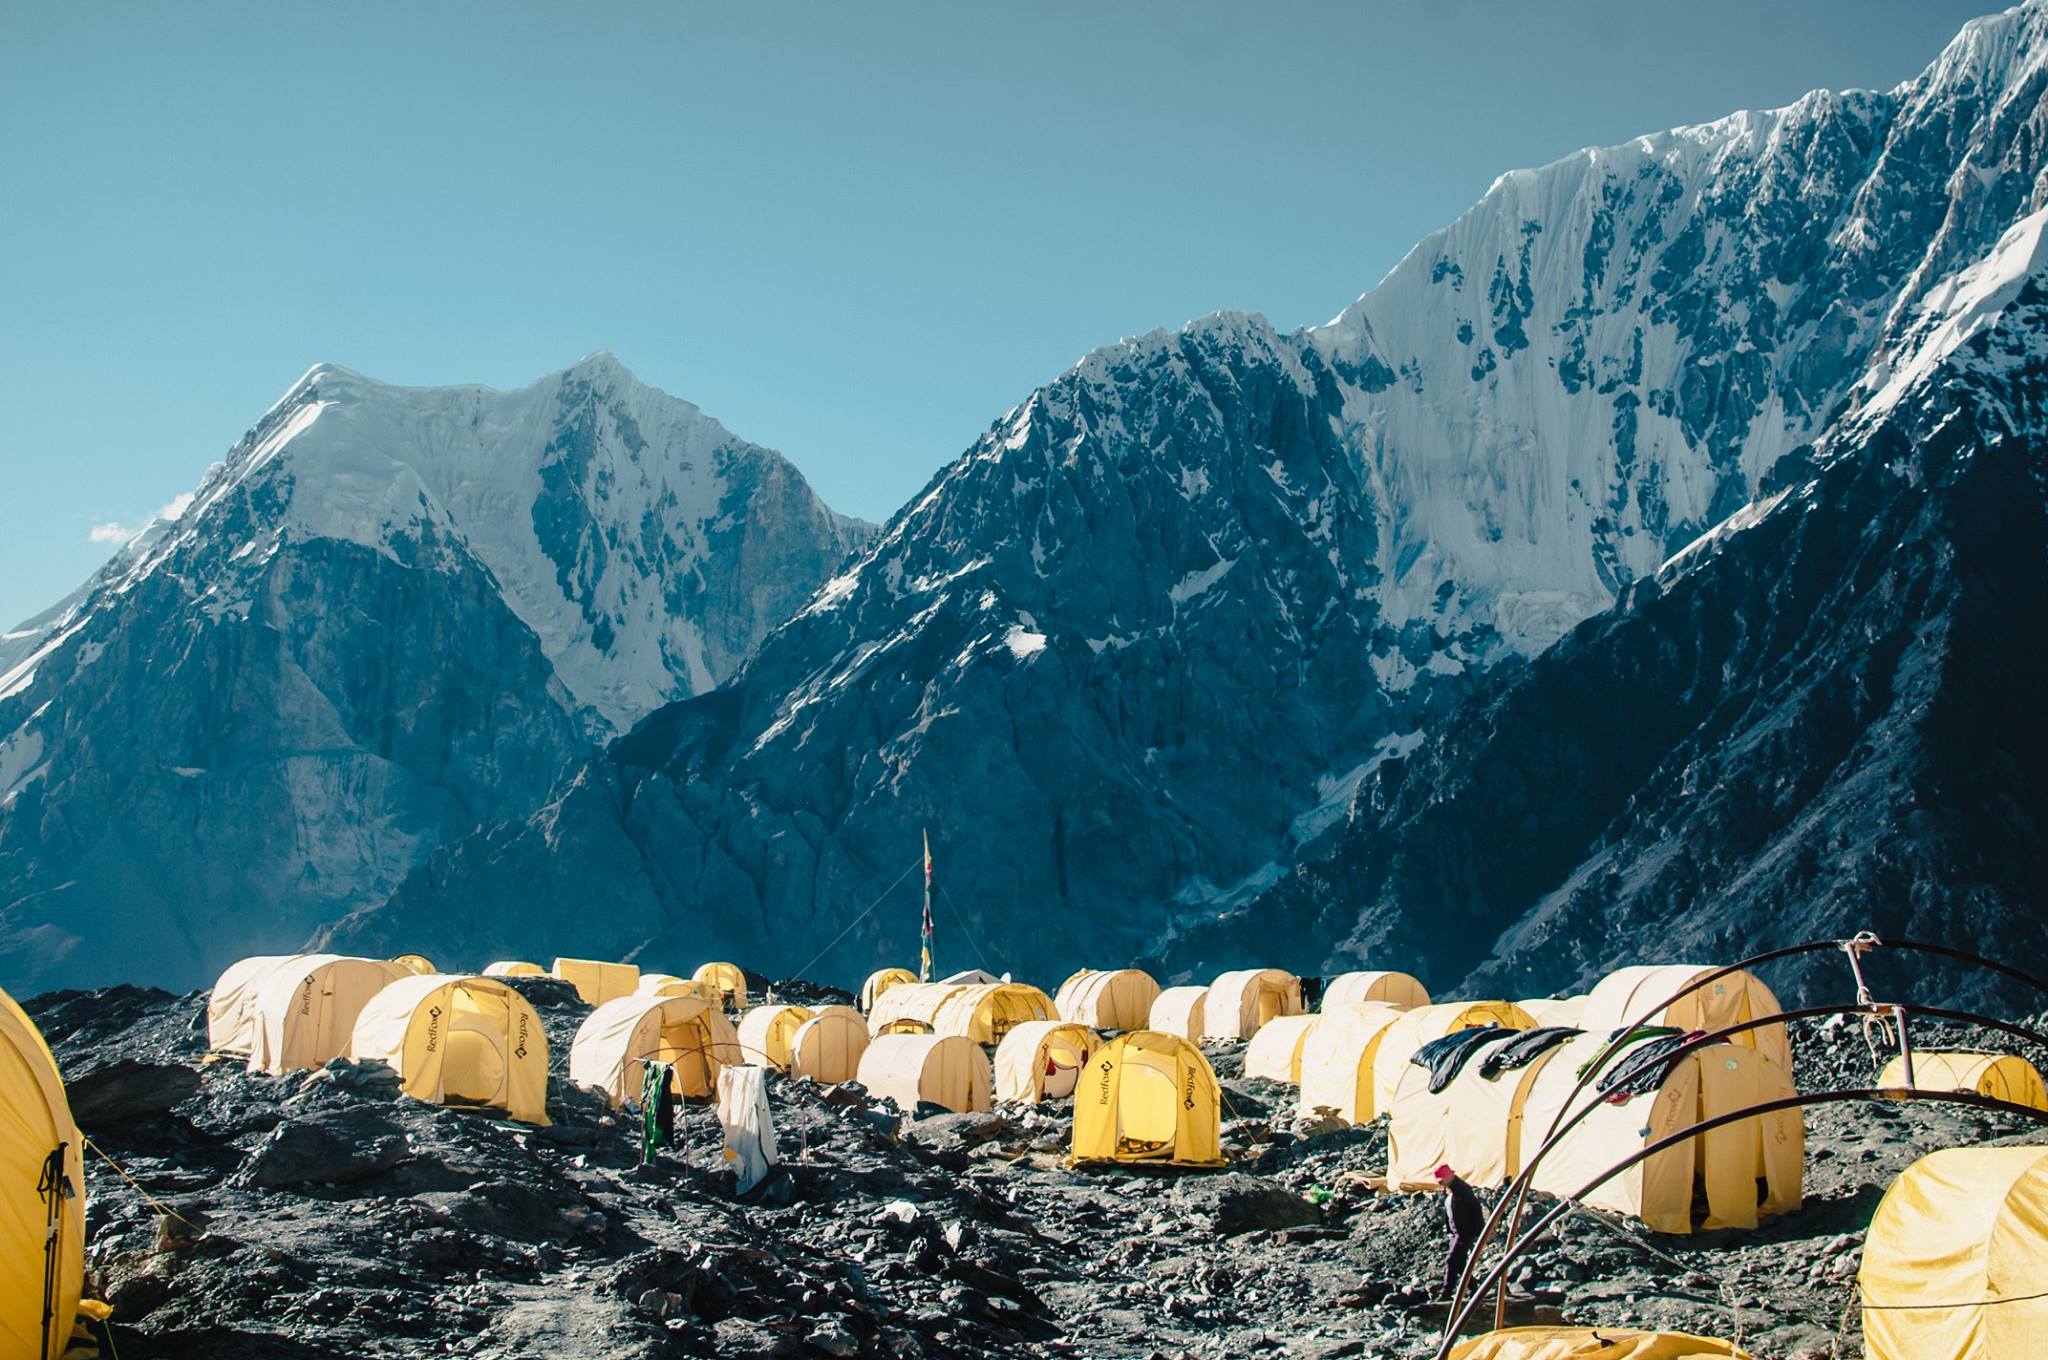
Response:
86,494,195,548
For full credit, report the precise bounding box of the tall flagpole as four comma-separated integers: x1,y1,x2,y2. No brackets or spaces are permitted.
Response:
920,830,935,982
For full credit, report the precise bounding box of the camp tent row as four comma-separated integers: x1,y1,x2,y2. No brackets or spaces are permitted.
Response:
1385,1028,1803,1233
2,983,83,1360
866,982,1057,1044
208,954,415,1075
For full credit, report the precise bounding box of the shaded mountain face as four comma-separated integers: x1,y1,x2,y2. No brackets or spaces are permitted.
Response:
334,7,2048,987
0,356,865,991
1170,219,2048,1007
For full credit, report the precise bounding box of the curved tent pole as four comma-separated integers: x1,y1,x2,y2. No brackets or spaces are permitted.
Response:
1431,1085,2048,1360
1460,999,2048,1331
1460,937,2048,1331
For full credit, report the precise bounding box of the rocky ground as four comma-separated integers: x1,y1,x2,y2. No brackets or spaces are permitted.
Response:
24,982,2048,1360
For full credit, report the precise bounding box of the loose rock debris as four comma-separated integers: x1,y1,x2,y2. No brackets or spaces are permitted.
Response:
23,983,2048,1359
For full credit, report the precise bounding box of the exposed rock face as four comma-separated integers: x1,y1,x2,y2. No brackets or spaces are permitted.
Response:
350,6,2048,988
0,356,866,992
1174,215,2048,1007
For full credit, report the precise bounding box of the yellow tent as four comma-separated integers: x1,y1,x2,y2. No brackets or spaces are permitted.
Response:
993,1021,1100,1102
1147,985,1209,1041
867,982,966,1035
1323,970,1430,1010
856,1034,993,1114
552,957,641,1006
1386,1028,1569,1191
789,1011,869,1084
1580,965,1790,1076
635,972,699,998
1243,1013,1322,1083
860,967,917,1014
568,992,740,1104
1202,968,1303,1041
932,983,1057,1045
1449,1326,1750,1359
1861,1146,2048,1360
482,960,546,978
1054,968,1161,1031
1516,1031,1802,1234
207,954,307,1056
1296,1002,1410,1123
1069,1031,1226,1168
246,954,411,1074
737,1004,815,1070
391,953,436,975
2,983,83,1360
1370,1001,1536,1115
1877,1052,2048,1111
1519,996,1590,1029
692,962,750,1010
808,1003,866,1027
349,975,550,1125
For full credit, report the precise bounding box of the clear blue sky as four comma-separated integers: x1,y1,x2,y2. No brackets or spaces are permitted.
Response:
0,0,1997,627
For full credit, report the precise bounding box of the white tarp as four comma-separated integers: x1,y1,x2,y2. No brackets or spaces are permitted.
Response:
716,1064,779,1195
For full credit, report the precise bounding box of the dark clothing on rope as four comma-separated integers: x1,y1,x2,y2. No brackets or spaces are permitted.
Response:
1596,1031,1706,1101
641,1061,676,1163
1441,1174,1486,1296
1410,1026,1511,1093
1573,1025,1681,1085
1476,1026,1580,1080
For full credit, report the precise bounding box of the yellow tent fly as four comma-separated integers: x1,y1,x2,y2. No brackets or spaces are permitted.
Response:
1,983,83,1360
568,992,740,1104
1861,1146,2048,1360
1449,1326,1751,1358
1054,969,1161,1031
993,1021,1100,1102
350,975,551,1125
1069,1031,1225,1168
1877,1052,2048,1111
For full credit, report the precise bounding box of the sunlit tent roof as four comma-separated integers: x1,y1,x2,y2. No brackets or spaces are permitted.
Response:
247,954,411,1075
1519,996,1590,1029
391,953,436,976
1370,1001,1536,1116
636,972,698,998
207,954,307,1056
1580,965,1789,1075
788,1011,869,1084
553,958,640,1007
1861,1147,2048,1360
993,1021,1099,1102
860,968,917,1014
1243,1013,1322,1083
1386,1027,1566,1191
1147,985,1209,1041
737,1004,815,1071
1069,1031,1225,1168
867,982,967,1036
1877,1052,2048,1111
569,992,739,1104
350,975,550,1126
1,983,83,1360
482,961,546,978
932,983,1057,1045
857,1034,992,1114
1054,968,1161,1031
1449,1326,1751,1359
1202,968,1303,1041
1296,1002,1410,1124
1516,1030,1801,1234
692,962,750,1010
1323,970,1429,1010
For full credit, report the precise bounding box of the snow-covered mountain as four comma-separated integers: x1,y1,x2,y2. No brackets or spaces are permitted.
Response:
1172,205,2048,1006
331,5,2048,987
0,356,866,991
